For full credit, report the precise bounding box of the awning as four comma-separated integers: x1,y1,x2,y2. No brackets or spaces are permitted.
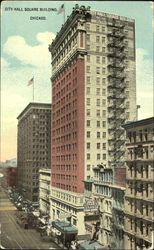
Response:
77,240,106,250
52,220,78,235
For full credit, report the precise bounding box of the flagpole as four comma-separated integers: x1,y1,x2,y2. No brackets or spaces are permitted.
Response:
64,3,65,23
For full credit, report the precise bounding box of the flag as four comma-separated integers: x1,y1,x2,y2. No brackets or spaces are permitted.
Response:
57,4,64,14
27,77,34,86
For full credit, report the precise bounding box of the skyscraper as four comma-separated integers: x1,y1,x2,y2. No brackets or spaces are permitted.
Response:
49,5,137,237
17,102,51,203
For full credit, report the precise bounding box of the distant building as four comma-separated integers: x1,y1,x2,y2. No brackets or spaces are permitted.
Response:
123,117,154,250
39,168,51,217
17,102,51,203
6,167,17,187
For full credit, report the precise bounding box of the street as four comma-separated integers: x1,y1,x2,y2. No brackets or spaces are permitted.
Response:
0,188,59,249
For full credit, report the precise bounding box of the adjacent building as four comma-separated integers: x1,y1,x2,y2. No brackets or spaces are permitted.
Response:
111,168,126,249
6,167,17,187
49,4,137,238
39,168,51,217
123,117,154,250
17,102,51,203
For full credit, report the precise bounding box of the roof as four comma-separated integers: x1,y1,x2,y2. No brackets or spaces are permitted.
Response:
77,240,106,250
52,220,78,235
17,102,51,120
122,117,154,129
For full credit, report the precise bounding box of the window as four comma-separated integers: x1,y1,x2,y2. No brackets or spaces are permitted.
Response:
102,47,106,53
102,99,106,106
102,67,106,74
97,121,100,127
97,154,101,160
96,67,100,74
87,55,90,62
87,87,90,94
86,34,90,41
86,98,91,106
87,153,90,160
102,110,106,117
96,99,100,106
103,154,106,160
87,131,91,138
102,57,106,63
103,143,106,150
126,101,130,109
86,24,90,30
97,143,100,149
87,76,90,84
96,36,100,42
96,25,100,32
102,89,106,95
87,109,91,116
102,36,105,43
87,165,91,171
87,142,90,149
96,110,100,117
103,132,106,138
96,77,100,85
97,132,100,138
86,66,90,73
87,120,90,127
96,56,100,64
102,26,105,32
96,88,100,95
96,46,100,52
102,78,106,84
126,91,129,97
102,121,106,128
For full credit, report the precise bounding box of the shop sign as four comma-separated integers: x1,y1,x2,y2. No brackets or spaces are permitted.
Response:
83,199,98,211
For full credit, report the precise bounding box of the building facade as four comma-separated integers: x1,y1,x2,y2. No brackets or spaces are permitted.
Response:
49,4,137,237
17,103,51,203
39,168,51,217
111,168,126,249
6,167,17,187
123,117,154,250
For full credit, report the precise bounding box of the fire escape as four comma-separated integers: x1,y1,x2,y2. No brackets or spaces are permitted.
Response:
107,19,126,168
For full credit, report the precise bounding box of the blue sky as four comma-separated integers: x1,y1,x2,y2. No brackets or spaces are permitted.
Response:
1,1,153,161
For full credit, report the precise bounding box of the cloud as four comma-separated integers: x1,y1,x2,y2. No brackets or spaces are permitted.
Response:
3,32,55,68
1,57,10,68
1,32,55,161
136,48,153,119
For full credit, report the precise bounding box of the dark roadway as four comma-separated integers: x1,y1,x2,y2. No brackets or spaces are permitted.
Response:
0,188,59,249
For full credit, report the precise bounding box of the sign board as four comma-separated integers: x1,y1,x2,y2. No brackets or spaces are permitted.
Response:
59,212,71,220
83,199,98,211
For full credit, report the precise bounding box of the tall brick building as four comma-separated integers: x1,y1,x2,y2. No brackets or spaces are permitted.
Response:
17,103,51,203
49,5,137,237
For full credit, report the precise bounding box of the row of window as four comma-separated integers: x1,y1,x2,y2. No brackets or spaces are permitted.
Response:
52,164,77,172
53,183,77,192
87,76,106,85
87,131,106,138
86,142,106,150
86,23,106,33
87,66,106,74
87,153,106,160
127,129,154,143
87,120,106,128
52,174,77,181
